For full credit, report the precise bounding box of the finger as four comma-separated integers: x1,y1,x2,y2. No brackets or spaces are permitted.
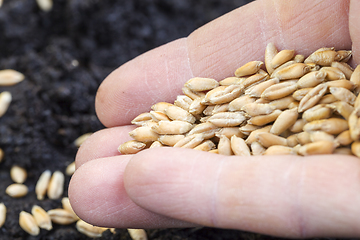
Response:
68,156,195,229
96,0,351,127
124,148,360,238
75,126,135,168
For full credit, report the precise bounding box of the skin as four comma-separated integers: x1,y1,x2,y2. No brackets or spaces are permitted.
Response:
69,0,360,238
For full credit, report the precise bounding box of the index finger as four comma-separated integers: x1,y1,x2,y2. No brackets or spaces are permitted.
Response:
96,0,351,128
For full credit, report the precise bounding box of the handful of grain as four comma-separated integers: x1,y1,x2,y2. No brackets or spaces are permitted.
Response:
118,43,360,157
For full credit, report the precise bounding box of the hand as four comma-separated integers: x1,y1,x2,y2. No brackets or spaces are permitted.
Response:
69,0,360,238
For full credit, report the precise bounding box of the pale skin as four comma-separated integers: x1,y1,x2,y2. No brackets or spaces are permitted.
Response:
68,0,360,238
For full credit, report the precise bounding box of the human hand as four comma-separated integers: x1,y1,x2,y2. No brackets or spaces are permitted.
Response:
69,0,360,238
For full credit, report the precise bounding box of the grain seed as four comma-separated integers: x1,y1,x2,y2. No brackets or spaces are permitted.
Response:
165,105,196,123
320,67,346,80
268,96,296,110
228,95,256,111
304,48,339,66
31,205,52,230
118,140,146,154
35,170,52,200
250,141,266,155
65,161,76,176
158,135,185,146
303,118,349,135
234,61,264,77
149,141,163,148
263,145,296,155
318,94,338,104
0,203,6,228
151,120,193,135
302,105,332,122
326,79,354,91
174,95,193,111
6,183,28,198
188,97,206,115
182,86,205,100
272,63,310,80
309,131,335,143
350,64,360,94
173,134,204,148
297,71,326,88
230,135,250,156
328,101,353,120
349,108,360,141
271,49,295,68
351,141,360,157
331,61,353,79
218,135,233,155
0,91,12,117
241,102,275,117
193,140,216,151
265,43,278,74
256,132,288,148
128,228,148,240
36,0,53,12
270,107,298,135
19,211,40,236
241,73,268,89
298,141,336,155
151,102,173,113
47,171,65,200
129,126,159,142
10,165,27,184
184,77,219,91
47,209,78,225
216,127,245,139
207,112,247,127
202,85,243,105
76,220,108,238
0,69,25,86
261,80,298,100
219,77,246,86
245,78,279,97
298,83,328,112
335,130,352,146
149,110,170,122
245,125,272,145
329,87,356,105
296,132,312,145
247,109,281,126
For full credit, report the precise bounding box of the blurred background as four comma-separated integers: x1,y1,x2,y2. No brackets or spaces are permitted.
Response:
0,0,280,239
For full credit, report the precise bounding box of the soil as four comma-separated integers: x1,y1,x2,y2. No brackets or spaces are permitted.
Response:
0,0,354,240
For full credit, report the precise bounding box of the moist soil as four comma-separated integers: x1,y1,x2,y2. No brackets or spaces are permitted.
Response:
0,0,354,240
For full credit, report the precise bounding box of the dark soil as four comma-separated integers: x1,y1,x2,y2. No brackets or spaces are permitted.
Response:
0,0,354,240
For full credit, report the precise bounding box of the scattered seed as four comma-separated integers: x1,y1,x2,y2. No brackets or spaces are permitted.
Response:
234,61,264,77
66,161,76,176
47,209,78,225
76,219,108,238
10,165,27,184
0,91,12,117
184,77,219,92
0,69,25,86
36,0,53,12
6,183,28,198
19,211,40,236
0,203,6,228
47,171,65,200
128,228,148,240
31,205,52,230
35,170,52,200
118,140,146,154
